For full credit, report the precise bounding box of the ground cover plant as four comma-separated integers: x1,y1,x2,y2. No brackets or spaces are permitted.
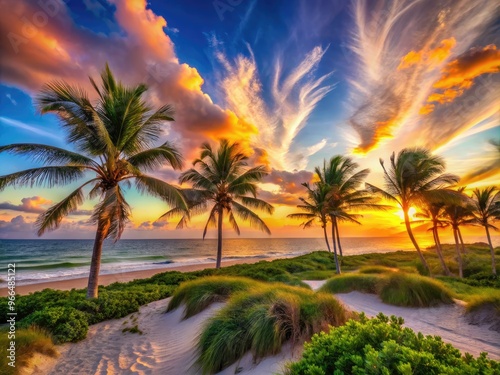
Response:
286,313,500,375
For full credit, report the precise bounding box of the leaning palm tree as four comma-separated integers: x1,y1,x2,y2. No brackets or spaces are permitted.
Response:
366,148,459,275
162,140,274,269
443,187,474,278
470,186,500,275
414,203,452,276
0,64,187,298
316,156,386,274
288,182,332,253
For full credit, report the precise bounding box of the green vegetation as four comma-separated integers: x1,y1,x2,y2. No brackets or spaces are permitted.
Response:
358,265,398,274
0,245,497,345
286,313,500,375
320,274,379,294
168,279,349,374
0,326,58,375
122,325,143,335
166,276,259,318
320,272,453,307
378,273,454,307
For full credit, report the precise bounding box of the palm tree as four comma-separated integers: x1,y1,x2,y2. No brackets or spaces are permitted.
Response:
443,187,474,278
366,148,459,275
288,182,332,253
0,65,186,298
315,156,385,274
162,140,274,269
414,203,452,276
470,187,500,275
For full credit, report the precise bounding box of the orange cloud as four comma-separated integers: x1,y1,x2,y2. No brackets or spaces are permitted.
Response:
420,44,500,114
398,38,456,70
352,119,397,155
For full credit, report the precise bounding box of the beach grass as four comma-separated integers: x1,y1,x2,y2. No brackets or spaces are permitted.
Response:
0,326,58,375
196,281,348,374
357,265,398,274
378,273,454,307
319,274,379,294
166,276,259,318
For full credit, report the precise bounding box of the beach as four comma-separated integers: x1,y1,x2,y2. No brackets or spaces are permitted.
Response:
33,282,499,375
0,257,270,297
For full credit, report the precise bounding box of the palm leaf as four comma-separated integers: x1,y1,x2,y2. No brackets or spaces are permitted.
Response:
0,166,85,191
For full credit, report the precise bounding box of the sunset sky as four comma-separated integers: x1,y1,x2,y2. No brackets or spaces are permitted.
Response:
0,0,499,240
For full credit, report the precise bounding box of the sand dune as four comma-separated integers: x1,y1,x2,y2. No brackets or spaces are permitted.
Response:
42,282,499,374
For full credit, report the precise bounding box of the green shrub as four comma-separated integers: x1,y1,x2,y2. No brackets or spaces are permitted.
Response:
378,273,454,307
286,313,500,375
19,307,89,343
319,274,379,294
0,326,58,375
197,282,348,374
166,276,259,318
358,265,397,274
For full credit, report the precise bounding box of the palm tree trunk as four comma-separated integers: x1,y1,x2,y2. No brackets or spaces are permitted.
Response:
433,226,451,276
86,219,109,299
404,210,431,275
216,208,223,269
485,225,497,276
453,228,463,278
458,227,466,254
322,225,331,253
330,217,341,274
334,218,343,257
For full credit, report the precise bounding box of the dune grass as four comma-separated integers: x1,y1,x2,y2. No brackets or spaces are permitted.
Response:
466,294,500,314
378,273,454,307
319,274,379,294
320,272,453,307
169,278,349,374
0,326,58,375
166,276,259,318
357,265,398,274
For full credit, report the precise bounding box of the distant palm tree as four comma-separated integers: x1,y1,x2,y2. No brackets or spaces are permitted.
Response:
366,148,459,275
288,182,332,253
414,203,452,276
0,65,186,298
443,187,474,278
163,140,274,269
470,187,500,275
315,156,385,274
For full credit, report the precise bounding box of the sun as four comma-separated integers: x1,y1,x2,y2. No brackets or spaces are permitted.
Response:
395,207,417,221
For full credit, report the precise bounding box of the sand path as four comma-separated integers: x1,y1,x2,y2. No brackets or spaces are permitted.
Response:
303,280,500,360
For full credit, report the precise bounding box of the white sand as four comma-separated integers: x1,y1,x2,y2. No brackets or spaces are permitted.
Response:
304,280,500,360
46,298,298,375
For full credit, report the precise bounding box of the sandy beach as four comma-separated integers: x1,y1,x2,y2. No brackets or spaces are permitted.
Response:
24,280,498,375
0,258,271,297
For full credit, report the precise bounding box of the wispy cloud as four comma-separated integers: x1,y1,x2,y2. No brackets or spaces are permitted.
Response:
216,45,334,170
347,0,499,155
0,116,61,141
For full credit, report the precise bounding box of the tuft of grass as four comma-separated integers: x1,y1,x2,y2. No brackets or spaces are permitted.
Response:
466,294,500,313
166,276,259,318
319,274,379,294
378,273,454,307
196,281,348,374
122,324,143,335
294,270,336,280
0,326,58,375
358,265,397,274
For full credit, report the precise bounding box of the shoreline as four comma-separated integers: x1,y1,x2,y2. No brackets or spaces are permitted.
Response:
0,258,271,297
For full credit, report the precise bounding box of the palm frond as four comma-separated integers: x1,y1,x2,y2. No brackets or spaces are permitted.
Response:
0,144,97,167
134,175,187,210
238,196,274,215
0,166,85,191
232,201,271,235
127,141,183,171
91,185,131,241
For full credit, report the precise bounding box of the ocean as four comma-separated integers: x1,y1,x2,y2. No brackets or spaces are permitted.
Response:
1,235,498,286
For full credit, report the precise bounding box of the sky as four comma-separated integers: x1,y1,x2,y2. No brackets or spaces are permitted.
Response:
0,0,499,240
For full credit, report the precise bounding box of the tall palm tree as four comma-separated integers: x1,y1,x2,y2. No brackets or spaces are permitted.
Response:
366,148,459,275
315,156,385,273
443,187,474,278
0,65,186,298
288,182,332,253
162,140,274,269
414,203,452,276
470,186,500,275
